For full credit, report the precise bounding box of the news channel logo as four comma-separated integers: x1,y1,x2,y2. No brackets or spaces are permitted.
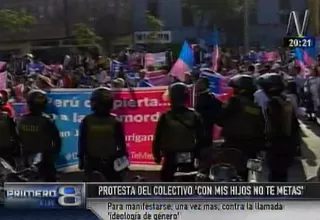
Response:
4,183,86,209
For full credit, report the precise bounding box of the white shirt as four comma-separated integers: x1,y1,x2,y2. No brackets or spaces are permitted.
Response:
285,93,304,117
254,89,269,111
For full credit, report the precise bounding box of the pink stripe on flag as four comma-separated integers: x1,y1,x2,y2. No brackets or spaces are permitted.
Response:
296,60,307,78
14,84,24,102
170,59,190,81
148,74,171,86
303,51,315,66
0,71,7,90
145,70,167,78
0,62,6,70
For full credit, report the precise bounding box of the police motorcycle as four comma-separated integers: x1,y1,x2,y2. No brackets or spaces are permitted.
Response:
0,153,44,183
195,145,263,182
173,152,199,182
84,154,130,182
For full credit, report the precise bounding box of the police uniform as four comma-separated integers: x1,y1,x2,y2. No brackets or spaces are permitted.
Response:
78,87,127,182
18,90,61,182
152,82,205,182
218,95,265,155
0,110,19,166
217,75,265,179
260,74,299,182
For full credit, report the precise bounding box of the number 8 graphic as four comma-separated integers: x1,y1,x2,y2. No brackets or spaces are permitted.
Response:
58,187,82,206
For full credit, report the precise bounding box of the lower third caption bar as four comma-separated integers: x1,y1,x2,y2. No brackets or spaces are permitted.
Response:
88,201,287,219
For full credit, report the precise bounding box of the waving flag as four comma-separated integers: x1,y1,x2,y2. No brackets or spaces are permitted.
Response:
294,48,307,76
28,63,45,74
145,70,167,78
110,60,123,78
0,61,6,70
169,41,194,81
145,70,171,86
200,70,227,94
144,52,166,68
148,74,171,86
137,80,153,87
303,46,316,66
211,31,219,72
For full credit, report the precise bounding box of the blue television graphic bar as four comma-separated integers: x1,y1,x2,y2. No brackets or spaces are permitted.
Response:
86,183,320,200
4,182,86,209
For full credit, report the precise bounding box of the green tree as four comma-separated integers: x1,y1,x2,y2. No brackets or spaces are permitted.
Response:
72,23,102,45
145,11,164,31
183,0,250,39
0,9,36,33
145,11,164,44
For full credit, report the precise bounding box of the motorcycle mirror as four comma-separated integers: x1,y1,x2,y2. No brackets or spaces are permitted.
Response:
0,157,15,174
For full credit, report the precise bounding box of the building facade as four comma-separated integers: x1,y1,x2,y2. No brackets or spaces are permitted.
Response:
132,0,308,47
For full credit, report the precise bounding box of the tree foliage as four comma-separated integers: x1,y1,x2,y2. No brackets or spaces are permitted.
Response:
183,0,246,28
145,11,164,31
72,23,102,45
0,9,36,33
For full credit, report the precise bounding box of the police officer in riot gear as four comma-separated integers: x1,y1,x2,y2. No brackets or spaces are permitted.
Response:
217,74,265,180
0,93,19,166
258,73,300,182
152,82,206,182
195,77,222,147
78,87,128,182
17,90,61,181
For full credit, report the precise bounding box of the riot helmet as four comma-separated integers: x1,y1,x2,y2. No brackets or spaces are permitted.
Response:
257,73,284,97
26,90,48,113
228,74,256,96
168,82,189,108
90,87,114,113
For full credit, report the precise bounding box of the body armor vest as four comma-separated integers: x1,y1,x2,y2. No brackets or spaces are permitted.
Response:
161,110,197,152
85,115,117,159
18,115,53,153
0,113,12,148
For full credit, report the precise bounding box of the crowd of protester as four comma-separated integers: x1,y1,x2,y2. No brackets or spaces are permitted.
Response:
0,44,319,124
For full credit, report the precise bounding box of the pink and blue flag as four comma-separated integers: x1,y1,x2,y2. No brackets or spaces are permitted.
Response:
200,69,228,94
294,48,307,76
169,41,194,81
211,31,219,72
303,46,316,66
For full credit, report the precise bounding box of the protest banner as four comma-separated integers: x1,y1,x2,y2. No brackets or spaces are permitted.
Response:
13,87,193,171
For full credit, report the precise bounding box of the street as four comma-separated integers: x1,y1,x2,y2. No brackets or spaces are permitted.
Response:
298,119,320,182
60,120,320,183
